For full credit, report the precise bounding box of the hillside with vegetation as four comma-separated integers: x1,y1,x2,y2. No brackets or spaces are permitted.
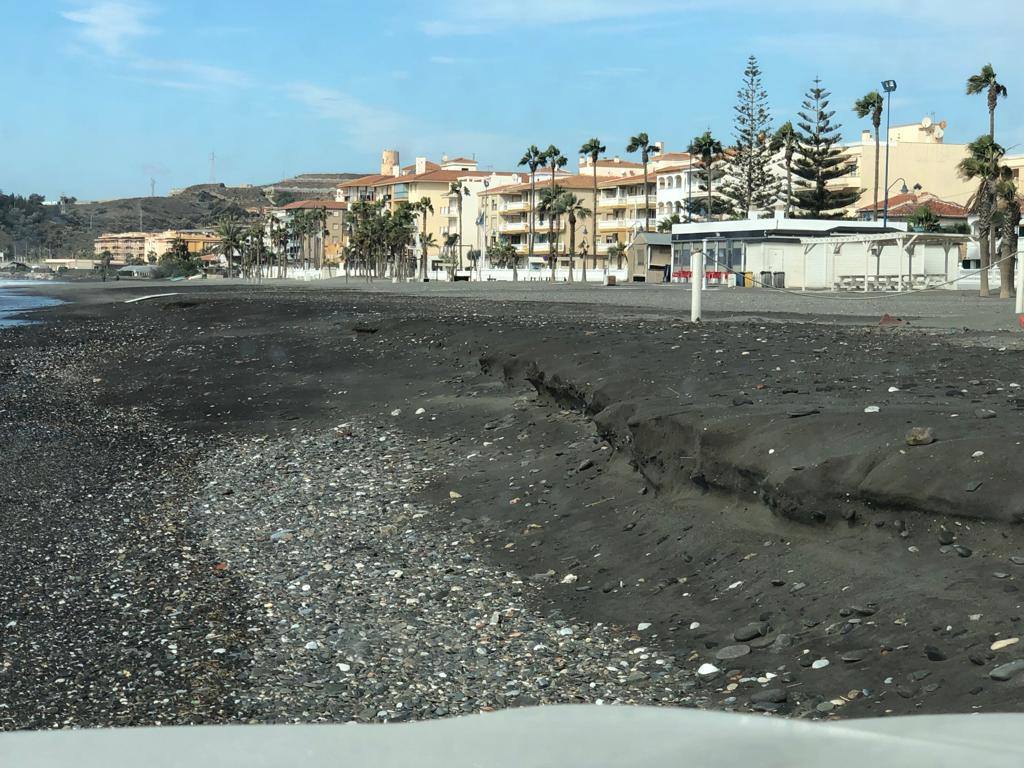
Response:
0,180,347,261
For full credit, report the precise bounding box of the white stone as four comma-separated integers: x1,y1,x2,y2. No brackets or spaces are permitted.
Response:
689,622,701,630
991,638,1020,651
637,622,652,631
390,409,401,416
415,408,426,415
697,663,720,676
972,451,985,458
864,405,880,413
811,658,830,669
560,573,578,584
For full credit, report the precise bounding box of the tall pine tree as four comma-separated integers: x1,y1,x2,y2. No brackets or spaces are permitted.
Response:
721,55,779,216
791,78,859,217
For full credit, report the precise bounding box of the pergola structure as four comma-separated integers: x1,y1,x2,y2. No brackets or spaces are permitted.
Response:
799,231,972,292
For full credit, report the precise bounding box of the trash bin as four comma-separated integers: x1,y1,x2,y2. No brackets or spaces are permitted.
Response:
773,271,785,289
735,272,744,287
743,271,754,287
759,271,772,288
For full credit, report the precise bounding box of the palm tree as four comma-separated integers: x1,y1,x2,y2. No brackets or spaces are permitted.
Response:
657,214,682,232
558,192,591,284
413,196,434,280
772,122,798,217
958,135,1006,297
216,216,243,277
538,185,565,281
542,146,567,277
579,137,606,282
996,166,1020,299
606,242,625,271
270,218,289,278
687,132,724,221
967,64,1008,140
853,92,885,221
518,145,546,267
626,132,661,232
448,181,466,272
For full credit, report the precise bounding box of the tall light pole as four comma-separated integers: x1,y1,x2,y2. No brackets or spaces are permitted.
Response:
881,79,897,228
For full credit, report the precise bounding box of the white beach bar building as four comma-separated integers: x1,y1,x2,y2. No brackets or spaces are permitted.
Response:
670,213,972,291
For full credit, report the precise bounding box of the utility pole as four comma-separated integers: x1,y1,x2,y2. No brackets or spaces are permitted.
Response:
210,151,217,184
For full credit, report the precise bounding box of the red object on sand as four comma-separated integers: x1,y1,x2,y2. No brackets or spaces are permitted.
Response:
1018,315,1024,330
879,313,904,327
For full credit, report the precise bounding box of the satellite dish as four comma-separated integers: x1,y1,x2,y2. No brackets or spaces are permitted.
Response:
933,127,945,140
921,116,933,128
939,120,948,129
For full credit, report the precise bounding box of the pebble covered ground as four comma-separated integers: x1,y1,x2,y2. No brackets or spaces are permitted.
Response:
194,422,722,723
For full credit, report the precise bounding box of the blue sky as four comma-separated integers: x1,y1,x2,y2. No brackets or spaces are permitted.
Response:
2,1,1021,200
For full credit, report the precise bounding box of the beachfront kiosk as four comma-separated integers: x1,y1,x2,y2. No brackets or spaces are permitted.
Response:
669,215,971,292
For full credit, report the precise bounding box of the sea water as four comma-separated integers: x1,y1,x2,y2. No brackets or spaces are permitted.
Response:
0,280,63,327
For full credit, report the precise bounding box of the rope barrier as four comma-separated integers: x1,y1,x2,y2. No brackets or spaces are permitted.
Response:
690,250,1020,301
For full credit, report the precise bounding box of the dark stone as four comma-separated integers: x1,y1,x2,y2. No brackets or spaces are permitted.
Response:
750,688,788,704
965,480,983,493
733,622,770,642
841,649,870,663
715,644,752,661
990,660,1024,681
938,530,955,546
924,646,947,662
954,545,973,558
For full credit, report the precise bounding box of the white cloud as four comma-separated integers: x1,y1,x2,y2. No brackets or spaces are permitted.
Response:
285,82,406,149
133,59,250,89
61,3,248,91
61,1,153,55
423,0,682,34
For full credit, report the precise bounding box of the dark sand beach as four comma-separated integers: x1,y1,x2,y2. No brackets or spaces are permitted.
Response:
4,279,1024,728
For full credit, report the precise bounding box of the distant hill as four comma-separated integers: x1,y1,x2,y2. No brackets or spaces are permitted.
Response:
1,176,361,260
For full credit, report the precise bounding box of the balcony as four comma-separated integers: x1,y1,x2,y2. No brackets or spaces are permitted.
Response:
598,218,648,231
498,221,528,232
500,200,529,212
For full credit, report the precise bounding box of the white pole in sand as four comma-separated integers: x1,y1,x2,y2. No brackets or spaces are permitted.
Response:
1016,250,1023,317
691,246,704,323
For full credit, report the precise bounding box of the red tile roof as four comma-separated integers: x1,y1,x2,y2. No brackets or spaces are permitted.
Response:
581,158,644,168
402,160,441,172
372,169,493,187
858,191,968,218
281,199,348,210
444,157,476,164
337,174,394,188
480,174,599,195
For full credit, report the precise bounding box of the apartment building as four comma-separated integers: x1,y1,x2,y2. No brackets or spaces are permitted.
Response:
841,117,974,208
481,172,604,273
267,200,348,264
93,232,146,262
370,155,520,271
93,230,221,262
596,174,658,256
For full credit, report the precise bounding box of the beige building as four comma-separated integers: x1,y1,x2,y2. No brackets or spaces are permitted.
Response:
143,230,222,261
93,232,146,262
95,230,222,263
596,174,658,257
268,200,348,264
482,171,621,274
369,152,519,272
842,117,974,209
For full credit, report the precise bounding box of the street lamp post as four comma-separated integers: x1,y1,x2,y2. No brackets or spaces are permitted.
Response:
881,79,897,228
